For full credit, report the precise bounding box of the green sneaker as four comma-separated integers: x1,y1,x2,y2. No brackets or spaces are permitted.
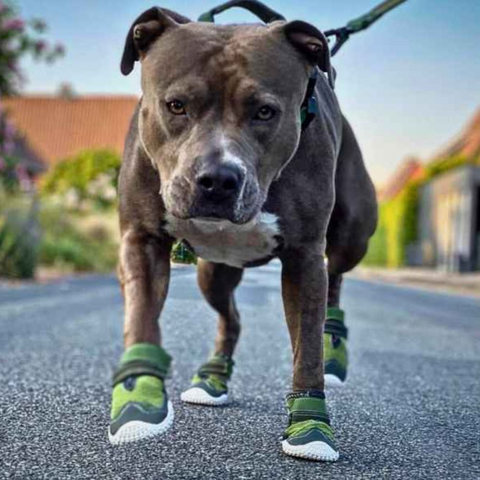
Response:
108,343,173,445
282,391,339,462
324,307,348,386
180,354,233,406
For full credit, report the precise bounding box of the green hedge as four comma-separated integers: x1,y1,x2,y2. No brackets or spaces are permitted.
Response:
363,155,475,268
363,180,420,268
41,149,120,211
38,203,118,272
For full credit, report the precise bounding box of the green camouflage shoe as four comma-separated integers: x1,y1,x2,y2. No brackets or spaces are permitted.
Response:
282,391,339,462
324,307,348,386
109,343,173,445
181,354,233,406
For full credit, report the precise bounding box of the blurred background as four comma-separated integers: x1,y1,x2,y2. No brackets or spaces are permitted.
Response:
1,0,480,287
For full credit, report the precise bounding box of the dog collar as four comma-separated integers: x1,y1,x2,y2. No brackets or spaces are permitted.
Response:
300,69,319,132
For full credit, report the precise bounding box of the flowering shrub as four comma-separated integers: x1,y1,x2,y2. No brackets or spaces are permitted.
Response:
41,149,121,211
0,0,64,95
0,0,64,193
0,101,31,191
0,191,39,278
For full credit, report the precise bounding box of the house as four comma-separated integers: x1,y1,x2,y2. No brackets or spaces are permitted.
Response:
378,157,424,202
368,106,480,272
2,93,138,174
417,109,480,272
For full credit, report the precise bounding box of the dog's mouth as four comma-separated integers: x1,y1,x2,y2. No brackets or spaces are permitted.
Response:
167,208,259,226
185,213,255,226
193,216,227,223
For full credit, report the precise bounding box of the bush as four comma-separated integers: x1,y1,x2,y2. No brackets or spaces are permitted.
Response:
38,202,118,272
0,193,39,278
362,181,420,268
362,203,388,267
41,149,121,211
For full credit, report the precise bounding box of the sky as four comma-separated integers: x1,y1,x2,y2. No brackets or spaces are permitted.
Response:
14,0,480,186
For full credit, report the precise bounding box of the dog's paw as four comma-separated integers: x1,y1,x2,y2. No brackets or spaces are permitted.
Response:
181,387,229,406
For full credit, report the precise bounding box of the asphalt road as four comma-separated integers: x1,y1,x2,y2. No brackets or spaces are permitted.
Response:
1,262,480,480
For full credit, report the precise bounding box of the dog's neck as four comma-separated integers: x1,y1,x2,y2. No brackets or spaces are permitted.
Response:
164,212,281,268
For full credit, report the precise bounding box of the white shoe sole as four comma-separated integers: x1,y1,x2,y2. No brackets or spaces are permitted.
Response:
180,387,229,406
282,439,339,462
325,374,345,387
108,401,174,445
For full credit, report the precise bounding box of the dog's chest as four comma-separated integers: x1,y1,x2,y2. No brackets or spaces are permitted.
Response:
164,213,281,268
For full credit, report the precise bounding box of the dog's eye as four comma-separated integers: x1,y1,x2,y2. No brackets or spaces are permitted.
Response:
166,100,186,116
254,105,276,121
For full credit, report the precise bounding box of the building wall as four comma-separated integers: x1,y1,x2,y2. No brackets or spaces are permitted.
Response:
418,166,480,271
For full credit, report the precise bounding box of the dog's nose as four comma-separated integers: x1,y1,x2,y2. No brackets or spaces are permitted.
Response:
196,164,243,201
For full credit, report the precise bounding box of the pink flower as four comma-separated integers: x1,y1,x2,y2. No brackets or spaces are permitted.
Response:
4,140,14,155
34,40,47,54
15,163,27,180
31,18,47,32
7,59,20,74
4,121,15,140
54,43,65,56
3,18,25,31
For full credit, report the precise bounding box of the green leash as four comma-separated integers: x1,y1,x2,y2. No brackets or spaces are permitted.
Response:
198,0,408,57
198,0,285,24
325,0,408,56
196,0,408,130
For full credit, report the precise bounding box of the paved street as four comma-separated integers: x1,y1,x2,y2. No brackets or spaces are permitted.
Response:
1,262,480,479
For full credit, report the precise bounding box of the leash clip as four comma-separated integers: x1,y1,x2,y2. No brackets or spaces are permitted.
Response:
300,70,319,132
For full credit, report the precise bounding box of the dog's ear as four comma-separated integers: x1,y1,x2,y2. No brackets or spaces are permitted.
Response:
121,7,190,76
283,21,335,89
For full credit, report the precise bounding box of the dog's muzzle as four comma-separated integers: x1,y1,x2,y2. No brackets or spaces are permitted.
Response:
191,163,245,220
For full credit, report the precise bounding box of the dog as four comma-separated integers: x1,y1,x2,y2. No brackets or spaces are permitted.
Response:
109,6,377,462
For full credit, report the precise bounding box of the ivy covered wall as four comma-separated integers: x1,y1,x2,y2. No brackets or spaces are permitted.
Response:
363,155,477,268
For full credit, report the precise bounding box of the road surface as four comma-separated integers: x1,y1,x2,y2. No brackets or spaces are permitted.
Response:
1,262,480,479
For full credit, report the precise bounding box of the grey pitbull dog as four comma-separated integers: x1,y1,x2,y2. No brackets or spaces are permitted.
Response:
109,6,377,462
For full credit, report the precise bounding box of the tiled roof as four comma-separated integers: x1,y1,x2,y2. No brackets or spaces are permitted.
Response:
2,95,138,166
380,106,480,201
378,158,424,202
432,107,480,161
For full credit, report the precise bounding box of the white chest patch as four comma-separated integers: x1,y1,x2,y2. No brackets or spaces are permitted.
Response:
164,212,281,268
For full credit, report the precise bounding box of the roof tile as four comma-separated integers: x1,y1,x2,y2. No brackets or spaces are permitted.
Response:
2,95,138,166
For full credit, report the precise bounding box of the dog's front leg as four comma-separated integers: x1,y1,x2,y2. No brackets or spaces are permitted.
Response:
281,245,326,392
119,229,172,347
109,228,174,445
279,244,339,462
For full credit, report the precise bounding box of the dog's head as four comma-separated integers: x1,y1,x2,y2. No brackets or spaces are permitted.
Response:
121,7,333,224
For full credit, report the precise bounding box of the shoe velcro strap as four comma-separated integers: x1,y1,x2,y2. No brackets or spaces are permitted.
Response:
112,359,169,387
326,307,344,321
289,411,331,425
286,391,331,426
198,356,234,379
324,318,348,339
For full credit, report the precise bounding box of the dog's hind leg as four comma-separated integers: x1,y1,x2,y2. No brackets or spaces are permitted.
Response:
196,260,243,357
181,260,243,406
323,116,378,387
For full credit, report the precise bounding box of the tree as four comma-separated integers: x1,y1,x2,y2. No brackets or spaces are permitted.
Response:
0,0,64,191
0,0,64,95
